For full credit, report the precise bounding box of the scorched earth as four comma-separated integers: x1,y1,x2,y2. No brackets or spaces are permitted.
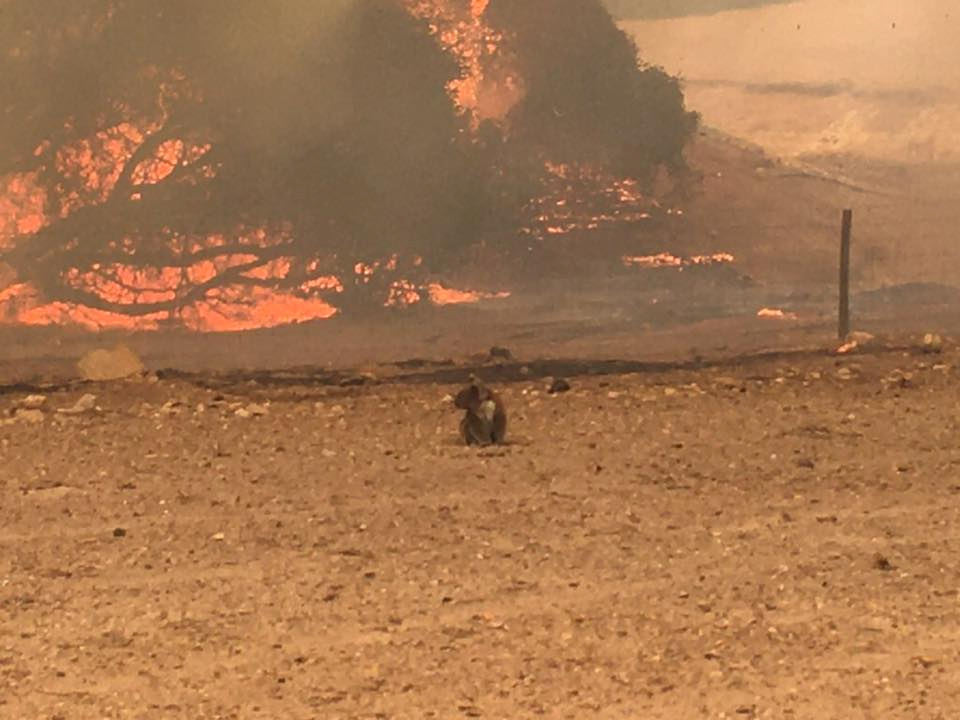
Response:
1,345,959,719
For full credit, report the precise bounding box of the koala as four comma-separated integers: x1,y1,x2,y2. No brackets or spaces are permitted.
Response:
454,375,507,446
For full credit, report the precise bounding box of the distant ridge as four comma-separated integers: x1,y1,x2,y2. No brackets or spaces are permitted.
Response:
604,0,796,20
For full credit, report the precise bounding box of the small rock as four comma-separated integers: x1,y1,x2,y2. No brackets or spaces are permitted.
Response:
112,527,127,538
235,403,268,418
873,553,894,571
547,378,571,394
57,394,98,415
17,394,47,410
211,532,225,541
77,344,145,381
922,333,944,354
795,457,816,470
159,400,182,416
848,331,876,345
882,370,914,389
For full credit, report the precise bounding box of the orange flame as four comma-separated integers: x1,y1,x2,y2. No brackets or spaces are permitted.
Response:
405,0,523,122
622,252,735,269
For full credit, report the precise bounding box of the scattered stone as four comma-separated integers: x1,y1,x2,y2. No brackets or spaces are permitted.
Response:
77,344,145,381
16,394,47,410
547,378,571,394
848,331,876,345
57,394,98,415
159,400,183,416
922,333,944,354
27,485,77,500
211,532,225,541
835,340,859,355
112,527,127,538
837,367,854,380
882,370,914,390
235,403,269,418
913,656,940,670
873,553,894,572
795,457,816,470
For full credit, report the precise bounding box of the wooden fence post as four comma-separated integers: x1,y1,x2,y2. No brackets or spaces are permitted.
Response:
839,209,853,339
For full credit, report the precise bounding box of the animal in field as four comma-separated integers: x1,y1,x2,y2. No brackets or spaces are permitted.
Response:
453,374,507,446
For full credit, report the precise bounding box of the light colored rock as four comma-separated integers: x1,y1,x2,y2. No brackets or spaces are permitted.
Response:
922,333,944,353
77,344,145,382
235,403,268,418
58,393,98,415
17,394,47,410
848,331,876,345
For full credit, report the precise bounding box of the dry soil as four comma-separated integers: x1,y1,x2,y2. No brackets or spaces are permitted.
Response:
2,344,960,718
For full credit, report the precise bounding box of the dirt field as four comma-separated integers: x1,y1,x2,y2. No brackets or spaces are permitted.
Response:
3,342,960,718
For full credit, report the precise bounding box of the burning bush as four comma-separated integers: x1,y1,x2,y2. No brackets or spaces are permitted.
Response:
0,0,698,328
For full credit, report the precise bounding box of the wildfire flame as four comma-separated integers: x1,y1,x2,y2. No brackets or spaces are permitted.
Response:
0,1,731,335
622,252,735,269
0,2,527,333
405,0,523,123
757,307,798,320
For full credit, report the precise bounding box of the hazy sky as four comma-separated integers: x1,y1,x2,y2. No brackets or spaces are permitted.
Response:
624,0,959,92
605,0,794,20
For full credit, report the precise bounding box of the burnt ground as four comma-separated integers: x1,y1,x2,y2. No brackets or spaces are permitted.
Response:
2,343,960,718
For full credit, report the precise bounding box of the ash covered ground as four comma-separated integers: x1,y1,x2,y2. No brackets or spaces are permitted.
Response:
2,342,960,718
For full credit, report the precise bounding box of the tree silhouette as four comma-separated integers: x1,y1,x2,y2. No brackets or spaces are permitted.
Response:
487,0,699,181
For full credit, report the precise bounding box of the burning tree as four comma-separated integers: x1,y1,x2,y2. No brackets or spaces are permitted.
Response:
0,0,699,328
0,0,507,323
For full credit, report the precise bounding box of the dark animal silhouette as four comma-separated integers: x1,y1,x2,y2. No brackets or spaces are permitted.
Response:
454,375,507,446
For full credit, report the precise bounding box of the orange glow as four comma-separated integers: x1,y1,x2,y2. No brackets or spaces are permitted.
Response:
622,252,735,269
405,0,523,122
757,307,798,320
428,282,510,305
526,163,658,240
